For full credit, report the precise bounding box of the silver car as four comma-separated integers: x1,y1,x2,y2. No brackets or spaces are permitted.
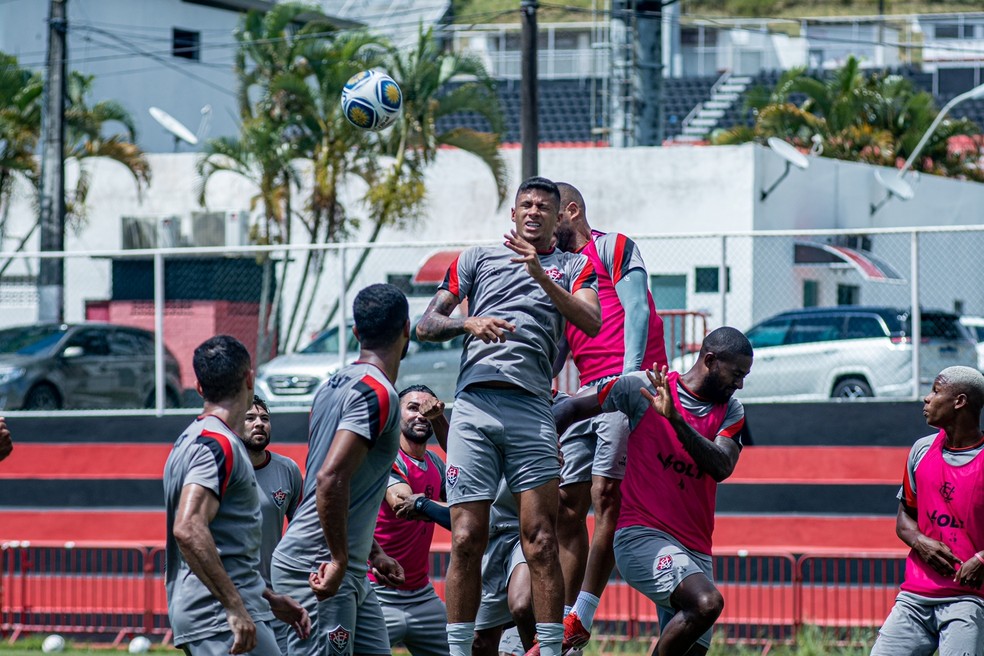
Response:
672,307,977,401
255,323,463,407
0,323,183,410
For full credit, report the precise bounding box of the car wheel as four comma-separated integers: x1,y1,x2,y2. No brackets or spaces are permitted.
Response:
24,383,61,410
831,377,873,399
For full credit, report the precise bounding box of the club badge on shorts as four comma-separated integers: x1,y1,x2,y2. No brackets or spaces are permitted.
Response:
446,465,460,489
656,555,673,571
327,625,351,654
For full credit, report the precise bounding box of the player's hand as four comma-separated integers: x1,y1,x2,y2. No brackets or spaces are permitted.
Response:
0,417,12,462
268,592,311,640
418,396,446,422
913,534,962,578
640,366,675,420
464,316,515,344
225,606,257,654
954,553,984,589
370,551,405,588
394,493,426,520
309,560,346,601
504,230,546,281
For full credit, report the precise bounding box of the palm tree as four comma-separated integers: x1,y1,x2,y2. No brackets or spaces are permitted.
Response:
714,57,981,180
0,53,149,264
313,25,508,338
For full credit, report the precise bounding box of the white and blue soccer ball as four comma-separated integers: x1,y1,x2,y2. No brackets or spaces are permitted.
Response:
341,69,403,131
128,635,152,653
41,634,65,653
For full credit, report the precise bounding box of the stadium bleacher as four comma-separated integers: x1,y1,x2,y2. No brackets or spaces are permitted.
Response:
435,66,984,145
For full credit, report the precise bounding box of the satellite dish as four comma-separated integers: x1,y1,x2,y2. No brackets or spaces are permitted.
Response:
760,138,809,201
874,169,914,201
149,106,198,149
871,169,915,216
767,137,809,170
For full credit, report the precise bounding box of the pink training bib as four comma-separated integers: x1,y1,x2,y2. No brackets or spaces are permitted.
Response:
901,429,984,599
617,371,728,554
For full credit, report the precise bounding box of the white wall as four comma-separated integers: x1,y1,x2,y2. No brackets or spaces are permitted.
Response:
4,143,984,339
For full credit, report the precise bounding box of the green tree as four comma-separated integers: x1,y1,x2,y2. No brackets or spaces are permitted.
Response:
714,56,982,180
314,25,508,338
0,53,149,260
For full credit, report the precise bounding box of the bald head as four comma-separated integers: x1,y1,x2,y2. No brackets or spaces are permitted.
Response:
556,182,585,216
700,327,754,360
937,366,984,410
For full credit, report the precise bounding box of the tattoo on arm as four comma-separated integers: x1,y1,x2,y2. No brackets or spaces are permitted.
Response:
668,416,739,482
416,291,466,342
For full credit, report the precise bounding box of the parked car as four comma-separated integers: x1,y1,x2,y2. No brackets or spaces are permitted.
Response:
0,323,183,410
255,322,463,407
959,315,984,372
672,307,977,401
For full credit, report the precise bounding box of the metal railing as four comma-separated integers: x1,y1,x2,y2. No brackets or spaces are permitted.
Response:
0,541,907,647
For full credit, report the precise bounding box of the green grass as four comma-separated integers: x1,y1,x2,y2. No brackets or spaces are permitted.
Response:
0,628,878,654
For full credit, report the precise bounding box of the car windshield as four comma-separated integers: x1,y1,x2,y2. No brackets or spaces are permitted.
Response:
0,325,67,356
299,327,359,354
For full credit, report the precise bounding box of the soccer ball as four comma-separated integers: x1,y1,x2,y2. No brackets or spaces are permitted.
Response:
128,636,152,653
41,634,65,653
341,69,403,131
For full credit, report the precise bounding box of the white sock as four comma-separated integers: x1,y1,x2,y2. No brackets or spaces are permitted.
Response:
536,622,564,656
447,622,475,656
571,591,600,630
564,604,573,617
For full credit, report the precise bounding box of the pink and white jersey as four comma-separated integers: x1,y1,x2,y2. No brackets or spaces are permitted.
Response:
900,430,984,599
565,231,666,384
371,449,446,591
602,370,744,554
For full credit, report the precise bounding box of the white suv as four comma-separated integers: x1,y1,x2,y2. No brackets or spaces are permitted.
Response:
679,307,977,401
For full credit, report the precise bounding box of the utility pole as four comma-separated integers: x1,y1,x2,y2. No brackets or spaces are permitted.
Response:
520,0,538,180
635,0,663,146
38,0,67,323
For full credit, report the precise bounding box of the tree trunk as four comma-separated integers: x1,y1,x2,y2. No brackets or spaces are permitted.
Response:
255,254,274,365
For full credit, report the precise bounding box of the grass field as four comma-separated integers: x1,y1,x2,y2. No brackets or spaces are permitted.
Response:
0,630,877,655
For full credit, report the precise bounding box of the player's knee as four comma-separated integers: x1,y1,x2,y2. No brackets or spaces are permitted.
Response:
691,589,724,623
450,521,488,562
521,525,559,567
508,592,534,626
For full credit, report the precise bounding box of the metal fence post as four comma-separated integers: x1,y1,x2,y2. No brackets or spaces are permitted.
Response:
910,231,921,398
719,235,728,326
338,246,347,366
154,251,165,416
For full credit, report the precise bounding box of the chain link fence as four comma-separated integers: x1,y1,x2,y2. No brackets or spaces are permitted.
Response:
0,226,980,413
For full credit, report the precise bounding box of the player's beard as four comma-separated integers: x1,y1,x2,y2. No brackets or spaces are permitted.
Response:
400,337,410,360
243,428,271,452
554,223,576,252
401,421,433,445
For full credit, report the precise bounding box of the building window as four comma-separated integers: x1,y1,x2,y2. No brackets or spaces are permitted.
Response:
803,280,819,307
934,23,973,39
837,284,860,306
694,266,730,293
173,28,201,61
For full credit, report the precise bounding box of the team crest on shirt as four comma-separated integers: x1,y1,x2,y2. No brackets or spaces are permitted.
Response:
542,266,564,282
327,625,351,654
447,465,460,489
656,555,673,571
271,487,288,508
940,481,956,502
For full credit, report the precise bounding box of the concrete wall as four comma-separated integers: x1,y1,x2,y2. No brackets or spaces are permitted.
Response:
4,143,984,342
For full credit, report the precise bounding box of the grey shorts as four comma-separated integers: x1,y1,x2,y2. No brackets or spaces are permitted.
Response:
475,528,527,631
180,621,278,656
560,382,630,485
499,626,525,656
372,582,449,656
614,525,715,650
270,561,390,656
446,387,560,505
272,618,291,655
871,592,984,656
